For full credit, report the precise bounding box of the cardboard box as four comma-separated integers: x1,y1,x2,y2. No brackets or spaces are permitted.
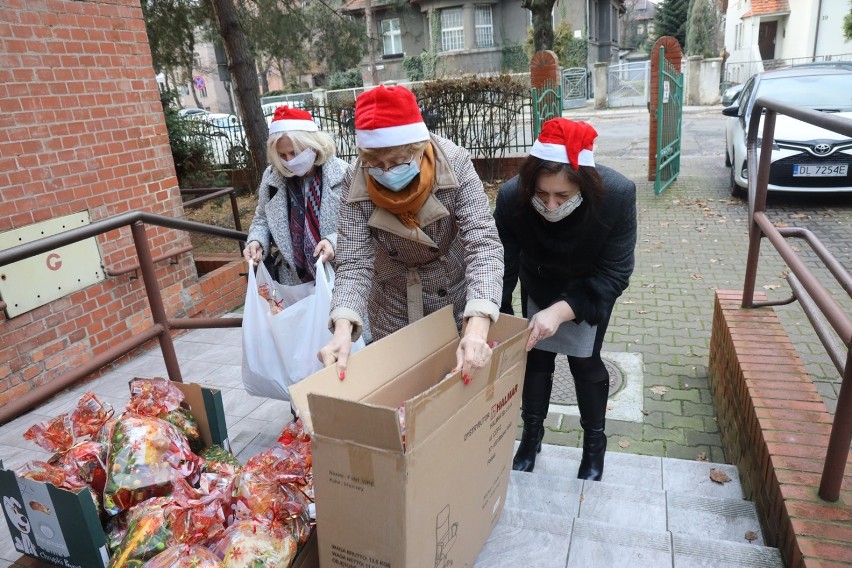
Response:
290,306,529,568
0,382,229,568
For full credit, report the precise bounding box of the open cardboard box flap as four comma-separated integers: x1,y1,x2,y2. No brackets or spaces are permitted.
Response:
292,306,530,452
290,305,459,434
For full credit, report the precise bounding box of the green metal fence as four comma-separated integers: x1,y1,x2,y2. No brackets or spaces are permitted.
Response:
654,45,683,195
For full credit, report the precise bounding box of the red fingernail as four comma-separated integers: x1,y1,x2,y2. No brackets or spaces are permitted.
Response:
339,371,346,381
463,374,471,385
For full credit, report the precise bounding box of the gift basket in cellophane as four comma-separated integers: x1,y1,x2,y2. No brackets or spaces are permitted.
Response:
15,377,314,568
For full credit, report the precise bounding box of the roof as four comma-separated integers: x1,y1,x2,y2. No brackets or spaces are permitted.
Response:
741,0,790,18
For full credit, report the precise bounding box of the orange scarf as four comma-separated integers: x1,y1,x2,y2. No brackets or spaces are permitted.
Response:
365,142,436,229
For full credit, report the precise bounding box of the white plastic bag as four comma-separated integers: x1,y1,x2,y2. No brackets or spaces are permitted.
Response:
241,258,362,400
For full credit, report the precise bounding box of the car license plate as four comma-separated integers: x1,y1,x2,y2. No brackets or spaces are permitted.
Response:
792,164,848,177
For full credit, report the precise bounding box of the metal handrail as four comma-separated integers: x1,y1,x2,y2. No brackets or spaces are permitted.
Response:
180,186,245,254
740,96,852,502
0,211,248,424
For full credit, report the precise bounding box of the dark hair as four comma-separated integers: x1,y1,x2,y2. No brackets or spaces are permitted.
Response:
517,156,605,212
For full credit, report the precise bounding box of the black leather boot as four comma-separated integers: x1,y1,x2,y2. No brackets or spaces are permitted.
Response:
512,371,553,472
575,378,609,481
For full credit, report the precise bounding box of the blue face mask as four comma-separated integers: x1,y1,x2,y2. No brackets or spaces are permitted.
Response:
368,160,420,192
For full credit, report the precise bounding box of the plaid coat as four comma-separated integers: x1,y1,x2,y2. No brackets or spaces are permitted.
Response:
330,134,504,341
246,157,347,285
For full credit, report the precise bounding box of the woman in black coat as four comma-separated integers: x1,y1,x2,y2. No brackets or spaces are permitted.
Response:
494,118,637,480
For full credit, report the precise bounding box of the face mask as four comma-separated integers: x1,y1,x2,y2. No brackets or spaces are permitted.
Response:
368,160,420,192
282,148,317,177
531,192,584,222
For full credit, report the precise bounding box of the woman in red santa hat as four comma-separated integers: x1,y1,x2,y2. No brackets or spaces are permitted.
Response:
318,85,503,381
495,117,637,480
243,105,347,285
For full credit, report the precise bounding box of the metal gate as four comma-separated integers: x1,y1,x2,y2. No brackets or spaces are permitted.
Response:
607,61,650,107
654,46,683,195
562,67,588,109
531,81,563,139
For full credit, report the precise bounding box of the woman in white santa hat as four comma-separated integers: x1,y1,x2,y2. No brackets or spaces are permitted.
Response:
243,105,347,285
495,117,637,480
318,85,504,381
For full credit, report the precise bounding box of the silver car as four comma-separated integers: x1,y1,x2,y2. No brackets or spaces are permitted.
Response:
722,65,852,196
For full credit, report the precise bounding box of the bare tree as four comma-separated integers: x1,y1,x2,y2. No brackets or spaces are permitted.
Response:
206,0,267,188
522,0,557,52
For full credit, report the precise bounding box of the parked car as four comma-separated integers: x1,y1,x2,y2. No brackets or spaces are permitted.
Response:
189,113,248,167
722,66,852,196
178,107,209,118
721,83,743,107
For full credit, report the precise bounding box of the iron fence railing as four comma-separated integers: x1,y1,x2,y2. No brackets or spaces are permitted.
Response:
181,77,537,169
0,212,247,424
723,53,852,87
740,96,852,503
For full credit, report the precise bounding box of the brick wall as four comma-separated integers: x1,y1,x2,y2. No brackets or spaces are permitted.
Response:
0,0,245,411
709,291,852,567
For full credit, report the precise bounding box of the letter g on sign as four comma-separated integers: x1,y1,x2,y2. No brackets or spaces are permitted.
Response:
46,253,62,271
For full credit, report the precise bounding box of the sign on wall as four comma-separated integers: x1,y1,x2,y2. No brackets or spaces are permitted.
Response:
0,212,105,318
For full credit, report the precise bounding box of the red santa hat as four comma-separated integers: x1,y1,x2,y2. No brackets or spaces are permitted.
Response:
530,118,597,170
354,85,430,148
269,105,318,135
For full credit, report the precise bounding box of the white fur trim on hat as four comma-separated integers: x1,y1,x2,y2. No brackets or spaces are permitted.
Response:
269,119,318,134
355,122,430,149
530,141,595,167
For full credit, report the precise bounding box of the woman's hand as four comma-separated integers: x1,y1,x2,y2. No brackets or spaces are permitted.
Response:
318,319,353,380
526,301,575,352
314,239,335,262
455,316,493,383
243,241,263,264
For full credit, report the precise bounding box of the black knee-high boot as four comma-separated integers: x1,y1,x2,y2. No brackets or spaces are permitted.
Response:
574,378,609,481
512,371,553,472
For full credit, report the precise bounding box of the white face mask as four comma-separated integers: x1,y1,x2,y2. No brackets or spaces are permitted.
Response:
282,148,317,177
531,192,584,222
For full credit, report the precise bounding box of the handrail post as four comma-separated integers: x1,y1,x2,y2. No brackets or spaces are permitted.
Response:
229,190,245,254
818,348,852,502
130,221,183,383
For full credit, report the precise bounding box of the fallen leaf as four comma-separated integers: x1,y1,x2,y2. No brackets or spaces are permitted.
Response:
606,403,613,411
710,258,719,264
762,284,781,290
696,452,707,461
684,383,689,388
650,386,669,396
618,439,630,449
690,273,703,280
622,300,635,304
744,531,758,542
641,409,649,416
773,220,790,228
651,263,662,268
638,310,647,314
709,468,731,484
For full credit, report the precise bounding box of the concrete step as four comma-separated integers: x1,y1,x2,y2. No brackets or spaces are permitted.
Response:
473,443,785,567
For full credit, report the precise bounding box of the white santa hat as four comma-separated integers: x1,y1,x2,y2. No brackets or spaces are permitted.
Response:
530,118,597,169
354,85,430,148
269,105,318,134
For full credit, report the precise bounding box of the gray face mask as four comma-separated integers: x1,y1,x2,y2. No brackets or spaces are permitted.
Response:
531,192,584,222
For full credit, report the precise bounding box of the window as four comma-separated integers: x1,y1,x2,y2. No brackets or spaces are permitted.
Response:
440,8,464,52
637,23,644,35
381,18,402,56
475,5,494,48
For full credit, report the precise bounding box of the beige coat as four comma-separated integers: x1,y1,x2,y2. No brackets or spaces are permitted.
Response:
330,134,504,341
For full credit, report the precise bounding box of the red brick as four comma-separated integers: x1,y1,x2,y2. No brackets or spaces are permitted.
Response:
797,537,852,564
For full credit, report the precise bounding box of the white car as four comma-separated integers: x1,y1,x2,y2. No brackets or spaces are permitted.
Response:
190,113,248,167
722,65,852,196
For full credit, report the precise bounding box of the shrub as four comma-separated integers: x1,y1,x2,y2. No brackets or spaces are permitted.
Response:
160,90,219,187
327,68,363,90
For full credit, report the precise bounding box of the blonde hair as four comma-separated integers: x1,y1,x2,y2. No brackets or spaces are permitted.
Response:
267,130,337,177
358,141,429,165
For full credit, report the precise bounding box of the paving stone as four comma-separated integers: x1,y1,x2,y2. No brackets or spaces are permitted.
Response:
671,534,784,567
663,459,744,500
668,492,764,545
475,509,572,568
566,518,673,568
579,481,667,530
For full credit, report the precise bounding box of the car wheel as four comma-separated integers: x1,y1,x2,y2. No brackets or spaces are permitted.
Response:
730,167,745,198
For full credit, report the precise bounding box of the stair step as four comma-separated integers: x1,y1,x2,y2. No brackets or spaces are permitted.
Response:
475,510,785,568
